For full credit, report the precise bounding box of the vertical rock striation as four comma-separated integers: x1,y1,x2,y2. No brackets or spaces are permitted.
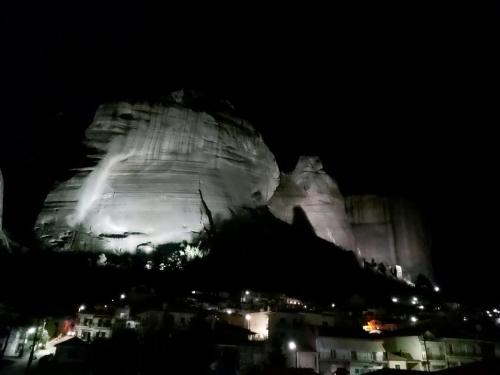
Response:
35,94,280,252
33,91,433,280
346,195,433,279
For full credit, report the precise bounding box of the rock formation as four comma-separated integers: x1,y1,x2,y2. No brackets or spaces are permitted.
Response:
35,92,280,252
268,156,355,250
346,195,433,279
34,91,433,280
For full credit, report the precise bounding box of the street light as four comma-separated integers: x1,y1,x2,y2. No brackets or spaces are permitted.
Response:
78,304,85,312
120,293,126,300
245,314,251,330
410,316,418,323
434,286,440,292
391,297,399,303
288,341,297,368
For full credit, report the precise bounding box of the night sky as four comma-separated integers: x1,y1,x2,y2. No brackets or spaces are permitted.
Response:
0,4,494,302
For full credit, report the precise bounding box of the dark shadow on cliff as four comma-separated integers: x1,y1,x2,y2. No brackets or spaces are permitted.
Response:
182,206,411,304
0,207,416,316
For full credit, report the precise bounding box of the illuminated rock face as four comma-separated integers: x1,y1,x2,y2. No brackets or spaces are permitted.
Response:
346,195,433,278
268,156,355,250
36,97,280,252
33,93,432,280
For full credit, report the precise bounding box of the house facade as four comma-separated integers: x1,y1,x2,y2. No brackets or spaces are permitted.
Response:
75,306,139,342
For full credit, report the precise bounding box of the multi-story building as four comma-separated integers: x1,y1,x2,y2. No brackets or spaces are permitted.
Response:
75,306,139,342
442,337,489,368
316,335,385,375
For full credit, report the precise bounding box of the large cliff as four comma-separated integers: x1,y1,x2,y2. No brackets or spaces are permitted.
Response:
35,93,280,252
34,92,433,280
268,156,355,250
346,195,433,279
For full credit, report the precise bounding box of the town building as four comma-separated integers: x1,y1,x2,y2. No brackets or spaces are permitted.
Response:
75,305,139,342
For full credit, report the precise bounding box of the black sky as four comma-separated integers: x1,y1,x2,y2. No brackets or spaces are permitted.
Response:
0,3,495,302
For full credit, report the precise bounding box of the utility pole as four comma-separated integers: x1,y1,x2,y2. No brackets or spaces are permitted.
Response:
422,335,431,372
25,319,41,374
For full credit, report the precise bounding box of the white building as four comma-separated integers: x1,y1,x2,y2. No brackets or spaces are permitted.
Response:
316,336,385,375
383,332,492,372
75,306,139,341
1,327,27,357
240,310,337,342
442,337,485,368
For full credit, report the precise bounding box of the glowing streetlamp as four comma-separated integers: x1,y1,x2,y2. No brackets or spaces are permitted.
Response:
410,316,418,323
434,286,440,292
288,340,297,367
391,297,399,303
331,303,336,308
245,290,250,295
418,305,424,310
120,293,126,300
78,304,85,312
245,314,251,330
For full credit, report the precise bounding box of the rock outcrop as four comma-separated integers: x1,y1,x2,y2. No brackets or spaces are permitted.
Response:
268,156,355,250
346,195,433,279
34,91,433,280
35,93,280,252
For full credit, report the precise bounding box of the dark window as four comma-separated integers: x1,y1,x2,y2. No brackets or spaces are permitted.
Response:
395,365,401,369
351,351,357,360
